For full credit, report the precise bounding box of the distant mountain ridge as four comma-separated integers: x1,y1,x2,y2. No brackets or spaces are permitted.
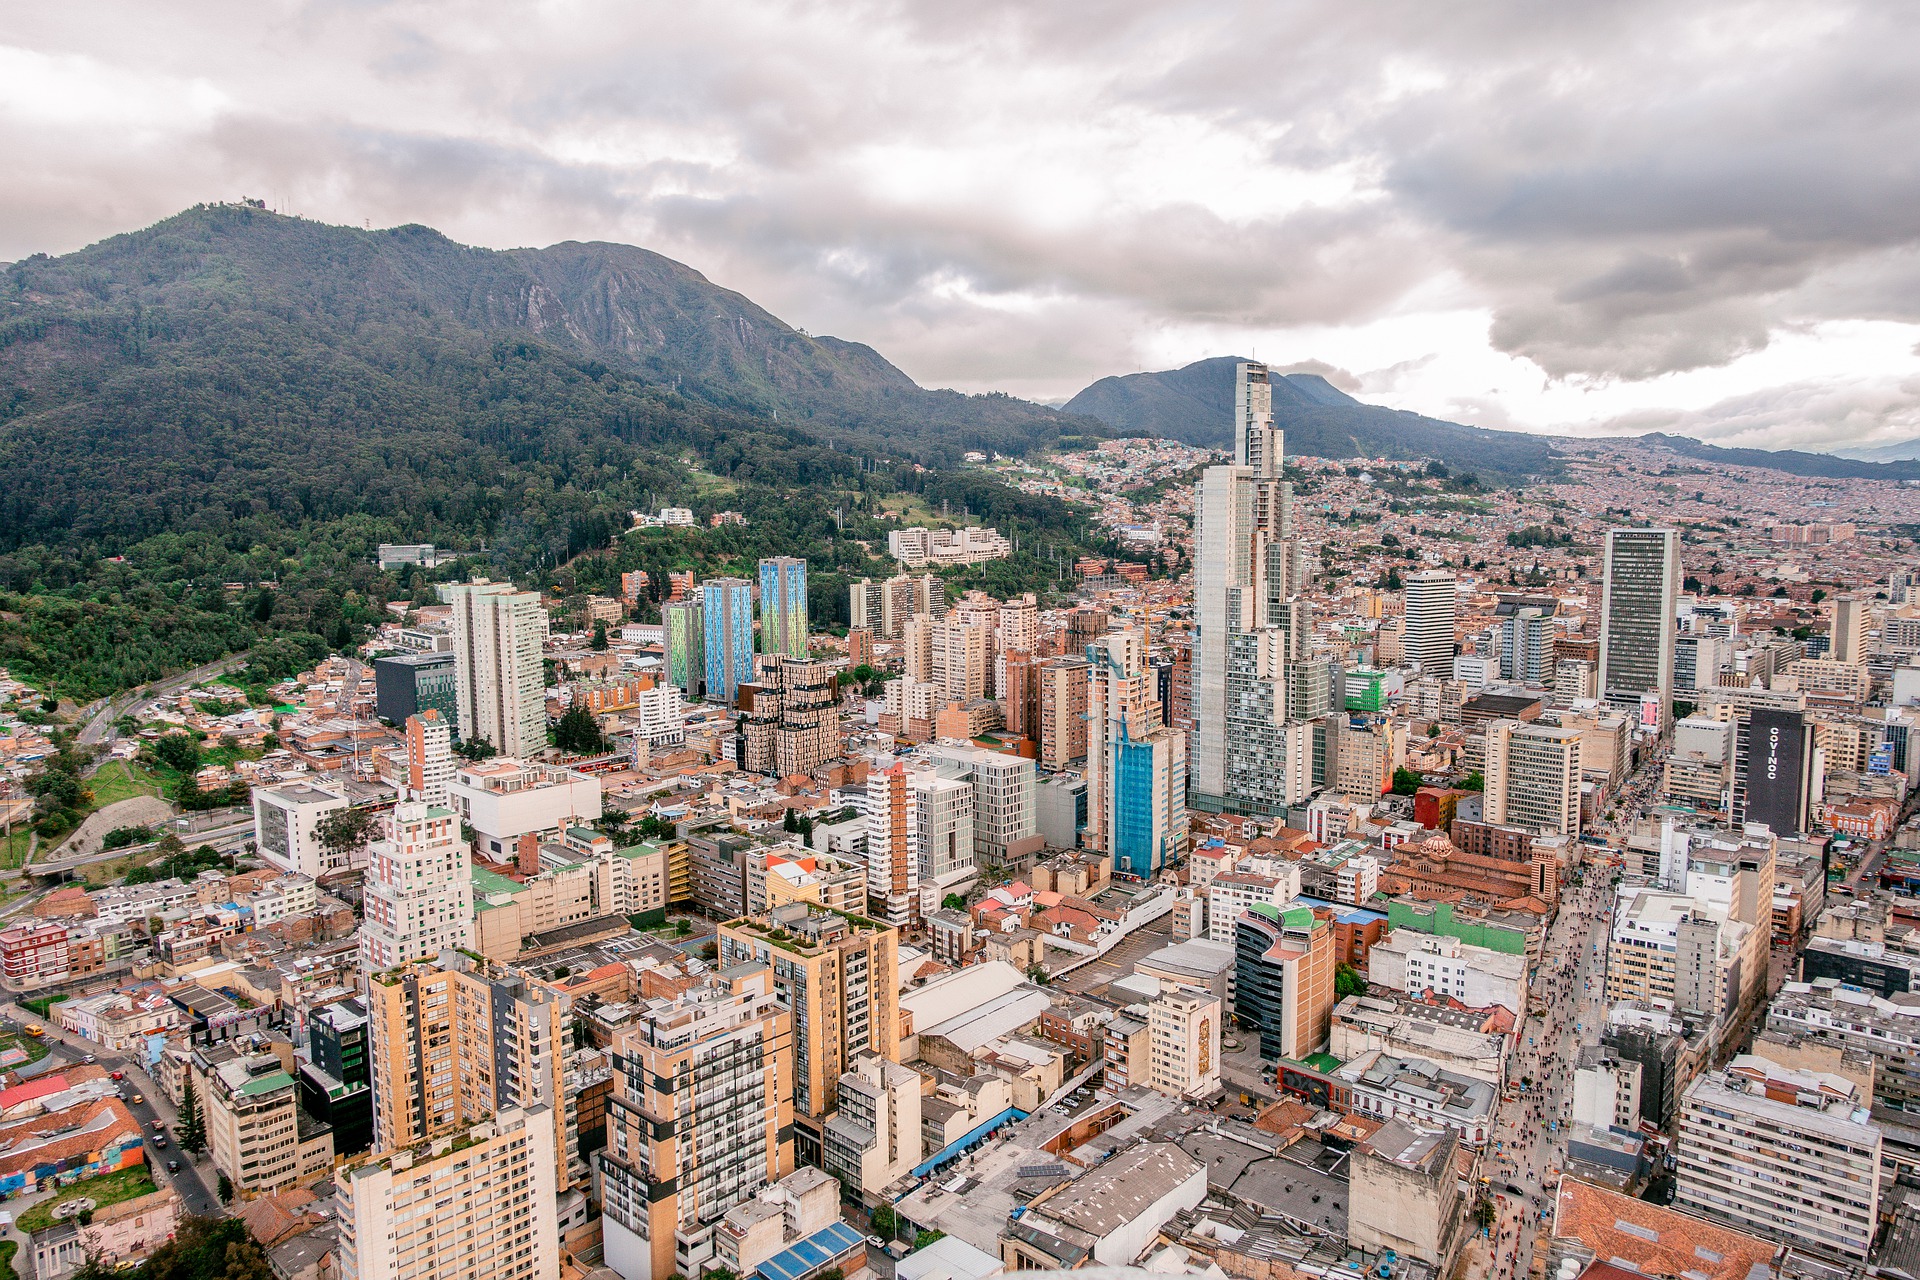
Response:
1831,436,1920,463
1636,433,1920,480
1064,356,1558,480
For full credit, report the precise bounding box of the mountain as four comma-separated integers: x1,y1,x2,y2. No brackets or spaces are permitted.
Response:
1636,434,1920,480
1063,356,1558,481
1831,436,1920,463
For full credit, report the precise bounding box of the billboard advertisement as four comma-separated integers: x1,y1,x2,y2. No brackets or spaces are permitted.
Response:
1746,707,1808,836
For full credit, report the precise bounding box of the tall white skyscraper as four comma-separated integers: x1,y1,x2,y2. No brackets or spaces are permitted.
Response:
1403,571,1457,674
1599,529,1681,721
1830,593,1869,665
359,802,474,972
442,580,548,758
1190,361,1308,815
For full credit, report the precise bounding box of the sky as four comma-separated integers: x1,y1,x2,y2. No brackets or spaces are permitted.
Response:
7,1,1920,452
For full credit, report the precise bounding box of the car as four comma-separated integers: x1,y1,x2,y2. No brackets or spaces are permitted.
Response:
82,1055,95,1064
129,1093,144,1104
152,1135,168,1148
866,1237,884,1248
1505,1183,1525,1196
167,1160,181,1174
110,1071,124,1081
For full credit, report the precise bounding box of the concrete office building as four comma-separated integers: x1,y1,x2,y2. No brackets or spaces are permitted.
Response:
1147,989,1221,1100
823,1055,923,1199
1482,719,1583,836
1086,630,1187,878
1404,571,1457,676
1831,593,1870,665
864,762,917,928
598,969,794,1280
932,744,1042,870
1235,903,1336,1060
1599,529,1681,723
443,580,549,758
703,578,756,705
1038,657,1089,767
254,783,351,878
402,710,454,808
758,557,809,658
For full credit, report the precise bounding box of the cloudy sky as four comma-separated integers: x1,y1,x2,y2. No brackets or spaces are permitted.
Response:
7,1,1920,451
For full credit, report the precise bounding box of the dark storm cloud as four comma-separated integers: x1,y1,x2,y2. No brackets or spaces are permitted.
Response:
4,0,1920,430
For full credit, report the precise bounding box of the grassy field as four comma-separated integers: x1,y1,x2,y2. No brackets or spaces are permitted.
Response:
88,759,166,807
875,491,966,528
0,827,29,870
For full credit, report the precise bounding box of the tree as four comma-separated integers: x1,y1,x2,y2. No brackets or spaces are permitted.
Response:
105,1216,274,1280
454,736,497,762
1458,771,1484,792
591,619,609,651
1335,964,1367,999
216,1171,234,1204
913,1230,946,1250
554,706,609,755
942,893,967,911
1474,1197,1497,1231
870,1203,898,1239
177,1077,207,1155
783,808,800,833
315,808,376,868
152,733,203,774
1390,767,1424,796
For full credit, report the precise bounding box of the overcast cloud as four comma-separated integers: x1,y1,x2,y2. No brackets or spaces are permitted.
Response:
6,1,1920,449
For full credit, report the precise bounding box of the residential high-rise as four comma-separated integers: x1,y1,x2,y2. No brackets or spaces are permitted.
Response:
598,968,794,1280
1830,592,1869,665
931,615,991,703
1403,571,1457,675
1147,989,1221,1100
1087,630,1187,878
402,710,453,808
913,768,977,897
864,762,916,928
359,803,474,972
443,580,548,757
847,627,873,670
823,1055,922,1198
848,579,883,635
758,557,809,658
1495,600,1554,684
703,578,755,705
1038,656,1089,767
737,655,840,777
1190,362,1307,814
953,593,1002,697
663,599,705,699
342,952,570,1280
718,904,898,1167
1482,719,1583,836
1599,529,1681,722
999,648,1039,739
1675,1054,1881,1264
1235,903,1336,1061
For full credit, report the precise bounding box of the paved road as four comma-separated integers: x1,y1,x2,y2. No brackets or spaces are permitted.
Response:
31,817,255,877
2,1005,222,1217
76,653,252,748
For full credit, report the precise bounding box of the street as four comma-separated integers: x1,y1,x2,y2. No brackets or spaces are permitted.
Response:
1467,864,1614,1280
1,1004,222,1219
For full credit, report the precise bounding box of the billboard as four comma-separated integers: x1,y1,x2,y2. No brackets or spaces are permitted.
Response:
1746,707,1808,836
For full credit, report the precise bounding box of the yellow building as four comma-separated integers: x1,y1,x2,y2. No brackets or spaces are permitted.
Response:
717,904,900,1168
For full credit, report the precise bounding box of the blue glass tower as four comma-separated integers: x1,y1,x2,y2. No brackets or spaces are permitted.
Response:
702,578,755,705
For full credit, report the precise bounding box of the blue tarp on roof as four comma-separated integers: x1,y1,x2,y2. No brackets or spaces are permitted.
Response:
755,1222,866,1280
910,1106,1027,1179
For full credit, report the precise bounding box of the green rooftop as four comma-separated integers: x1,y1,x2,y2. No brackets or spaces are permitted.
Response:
240,1070,296,1096
470,864,524,899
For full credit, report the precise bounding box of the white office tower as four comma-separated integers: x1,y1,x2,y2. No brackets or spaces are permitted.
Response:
1403,571,1457,675
1190,361,1309,815
1599,529,1681,724
1830,593,1870,665
442,580,549,758
360,803,474,972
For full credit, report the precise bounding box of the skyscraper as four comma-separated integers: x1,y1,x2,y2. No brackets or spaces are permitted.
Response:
758,557,809,657
443,580,548,758
703,577,755,705
1403,570,1457,675
1482,719,1583,837
1190,361,1308,815
1038,656,1089,767
1830,592,1870,665
597,968,794,1280
1599,529,1681,722
359,803,474,973
864,762,916,928
663,598,705,699
1087,630,1187,878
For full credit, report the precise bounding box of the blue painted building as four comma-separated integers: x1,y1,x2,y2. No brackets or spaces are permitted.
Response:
758,557,809,657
